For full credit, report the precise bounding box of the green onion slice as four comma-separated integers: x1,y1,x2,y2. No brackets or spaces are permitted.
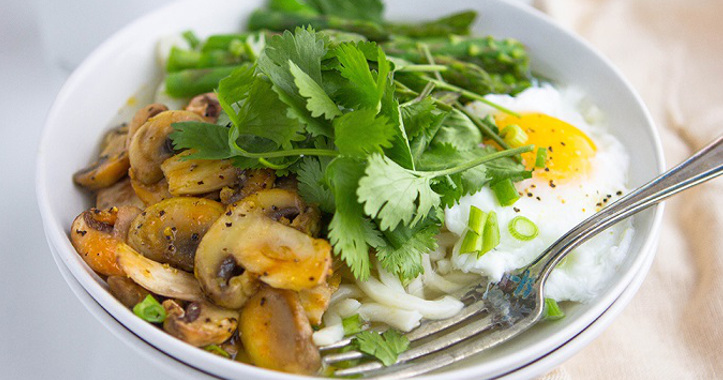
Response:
500,124,528,147
133,295,166,323
460,229,481,254
479,211,500,257
342,314,364,336
204,344,231,358
508,216,539,241
543,298,565,321
491,178,520,206
535,147,547,168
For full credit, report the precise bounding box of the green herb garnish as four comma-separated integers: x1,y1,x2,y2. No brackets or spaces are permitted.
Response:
168,1,537,281
353,329,410,366
133,295,166,323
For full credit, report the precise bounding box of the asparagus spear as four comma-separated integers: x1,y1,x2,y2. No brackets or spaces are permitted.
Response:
166,47,242,72
247,9,390,41
386,10,477,38
165,66,239,98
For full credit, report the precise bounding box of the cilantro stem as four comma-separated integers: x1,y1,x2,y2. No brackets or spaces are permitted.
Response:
426,78,521,118
424,145,534,177
230,138,339,159
455,104,511,150
397,64,449,73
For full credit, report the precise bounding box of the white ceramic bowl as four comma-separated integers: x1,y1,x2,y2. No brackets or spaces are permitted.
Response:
36,0,664,379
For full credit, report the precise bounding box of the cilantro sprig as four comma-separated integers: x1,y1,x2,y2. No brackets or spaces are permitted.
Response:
169,3,536,281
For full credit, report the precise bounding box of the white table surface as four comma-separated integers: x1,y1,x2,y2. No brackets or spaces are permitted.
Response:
0,1,173,378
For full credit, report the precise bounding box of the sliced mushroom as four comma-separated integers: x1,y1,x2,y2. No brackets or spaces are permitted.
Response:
162,299,239,347
185,93,220,123
73,124,130,190
219,168,276,205
129,168,172,206
70,208,125,276
96,177,145,210
161,151,237,196
128,110,204,185
111,205,143,243
298,273,340,326
126,103,169,147
107,275,150,308
127,197,224,272
115,243,204,302
195,190,331,309
239,287,320,375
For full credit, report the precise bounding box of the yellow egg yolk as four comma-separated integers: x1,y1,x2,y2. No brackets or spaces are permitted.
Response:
495,113,597,183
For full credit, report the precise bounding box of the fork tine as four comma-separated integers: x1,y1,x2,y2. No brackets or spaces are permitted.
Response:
367,315,539,379
322,300,487,365
333,313,497,377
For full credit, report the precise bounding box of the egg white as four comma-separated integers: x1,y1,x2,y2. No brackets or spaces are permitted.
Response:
445,85,634,303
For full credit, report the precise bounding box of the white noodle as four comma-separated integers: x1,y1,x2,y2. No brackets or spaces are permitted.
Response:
358,303,423,332
355,277,463,320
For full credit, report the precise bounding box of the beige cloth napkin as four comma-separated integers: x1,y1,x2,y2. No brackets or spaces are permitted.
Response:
532,0,723,378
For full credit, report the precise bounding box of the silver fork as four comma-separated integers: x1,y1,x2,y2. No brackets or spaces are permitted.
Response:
322,134,723,378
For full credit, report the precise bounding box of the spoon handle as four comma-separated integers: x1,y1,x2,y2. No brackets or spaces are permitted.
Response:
528,134,723,279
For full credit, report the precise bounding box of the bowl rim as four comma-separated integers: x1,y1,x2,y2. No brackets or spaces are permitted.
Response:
35,0,665,378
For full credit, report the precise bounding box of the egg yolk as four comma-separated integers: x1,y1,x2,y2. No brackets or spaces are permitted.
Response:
495,113,597,182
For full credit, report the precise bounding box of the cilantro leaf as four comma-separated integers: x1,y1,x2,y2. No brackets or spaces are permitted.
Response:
326,157,385,280
289,60,341,120
377,215,440,280
297,156,335,213
358,154,441,231
380,79,415,170
257,27,333,136
232,75,306,149
431,109,483,151
354,329,410,366
170,122,234,160
334,43,390,111
400,97,445,139
333,109,395,157
216,64,256,128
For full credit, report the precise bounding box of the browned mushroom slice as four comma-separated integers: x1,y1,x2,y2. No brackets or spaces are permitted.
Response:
161,151,237,196
128,110,204,185
298,273,340,326
115,243,204,302
129,168,173,206
126,103,169,147
111,205,143,243
96,177,145,210
239,287,320,375
127,197,224,272
162,299,239,347
185,93,220,123
73,125,130,190
195,192,331,309
70,208,125,276
219,168,276,205
107,275,150,308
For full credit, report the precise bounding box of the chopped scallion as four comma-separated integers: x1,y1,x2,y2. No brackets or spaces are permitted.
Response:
535,147,547,168
543,298,565,321
479,211,500,257
491,178,520,206
133,295,166,323
460,229,481,254
204,344,231,358
342,314,364,336
467,205,485,233
500,124,528,147
508,216,539,241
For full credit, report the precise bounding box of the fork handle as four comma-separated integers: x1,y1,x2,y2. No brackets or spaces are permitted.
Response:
526,134,723,281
